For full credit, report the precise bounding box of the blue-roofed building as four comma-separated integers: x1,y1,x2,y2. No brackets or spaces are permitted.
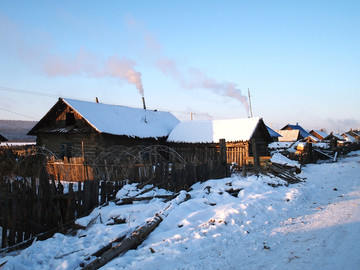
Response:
281,123,310,139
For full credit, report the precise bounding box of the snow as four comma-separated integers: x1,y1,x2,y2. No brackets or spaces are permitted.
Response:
311,130,329,139
333,133,345,140
268,141,294,150
63,98,180,138
167,117,261,143
270,152,301,168
276,130,300,142
343,133,356,143
1,151,360,269
0,142,36,146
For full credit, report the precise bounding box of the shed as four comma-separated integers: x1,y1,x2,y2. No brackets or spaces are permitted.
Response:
28,98,180,158
167,117,272,167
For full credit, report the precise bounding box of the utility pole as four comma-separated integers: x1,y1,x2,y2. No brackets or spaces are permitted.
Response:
248,88,253,118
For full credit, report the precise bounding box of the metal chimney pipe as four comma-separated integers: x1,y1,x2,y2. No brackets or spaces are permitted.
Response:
142,96,146,110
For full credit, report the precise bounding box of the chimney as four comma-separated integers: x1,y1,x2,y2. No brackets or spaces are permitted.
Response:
95,97,99,103
142,96,146,110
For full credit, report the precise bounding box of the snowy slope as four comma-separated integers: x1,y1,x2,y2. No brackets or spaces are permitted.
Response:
1,152,360,270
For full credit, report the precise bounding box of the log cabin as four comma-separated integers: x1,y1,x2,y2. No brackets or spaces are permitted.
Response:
309,130,329,141
281,123,310,139
28,98,180,159
166,117,273,167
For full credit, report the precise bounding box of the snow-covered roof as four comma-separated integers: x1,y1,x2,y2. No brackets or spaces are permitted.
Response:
342,133,356,143
276,130,300,142
60,98,180,138
324,133,345,141
305,135,319,143
268,141,294,149
270,152,300,168
311,130,329,139
281,124,310,138
167,117,264,143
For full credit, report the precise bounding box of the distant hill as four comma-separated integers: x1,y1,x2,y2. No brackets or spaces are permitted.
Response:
0,120,37,142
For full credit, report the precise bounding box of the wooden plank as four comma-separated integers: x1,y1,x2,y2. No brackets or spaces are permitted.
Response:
82,215,163,270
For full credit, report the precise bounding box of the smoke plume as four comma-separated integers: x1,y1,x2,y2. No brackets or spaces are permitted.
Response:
156,58,249,115
126,16,249,114
0,15,144,96
43,51,144,96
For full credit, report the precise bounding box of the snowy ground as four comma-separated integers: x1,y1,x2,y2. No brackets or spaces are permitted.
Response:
1,151,359,270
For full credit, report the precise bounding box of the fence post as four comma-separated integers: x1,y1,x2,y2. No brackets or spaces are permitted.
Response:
219,139,228,177
251,138,260,173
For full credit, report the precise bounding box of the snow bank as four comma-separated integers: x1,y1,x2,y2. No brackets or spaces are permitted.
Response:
1,152,360,269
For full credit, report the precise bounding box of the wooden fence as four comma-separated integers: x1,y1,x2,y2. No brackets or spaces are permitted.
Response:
0,157,228,249
47,156,95,182
0,168,126,249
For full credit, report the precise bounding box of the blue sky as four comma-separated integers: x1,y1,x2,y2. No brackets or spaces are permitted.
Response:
0,0,359,132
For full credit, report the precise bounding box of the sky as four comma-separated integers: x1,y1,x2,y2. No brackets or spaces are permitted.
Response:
0,0,359,133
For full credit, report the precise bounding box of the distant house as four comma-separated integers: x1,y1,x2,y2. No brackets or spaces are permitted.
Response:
275,130,301,142
167,117,273,167
0,133,8,142
281,123,310,139
347,130,360,141
28,98,180,159
309,130,329,141
341,133,357,143
304,135,319,144
322,132,346,148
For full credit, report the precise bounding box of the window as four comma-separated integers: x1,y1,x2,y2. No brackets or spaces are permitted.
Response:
60,143,72,159
66,112,75,126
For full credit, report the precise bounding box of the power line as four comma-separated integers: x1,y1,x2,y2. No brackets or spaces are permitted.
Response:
0,85,247,121
0,86,57,98
0,107,38,120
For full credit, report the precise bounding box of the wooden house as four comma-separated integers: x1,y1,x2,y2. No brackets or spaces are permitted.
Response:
275,130,301,142
347,130,360,141
281,123,310,139
309,130,329,141
323,132,346,148
28,98,180,159
167,117,273,167
341,133,357,144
